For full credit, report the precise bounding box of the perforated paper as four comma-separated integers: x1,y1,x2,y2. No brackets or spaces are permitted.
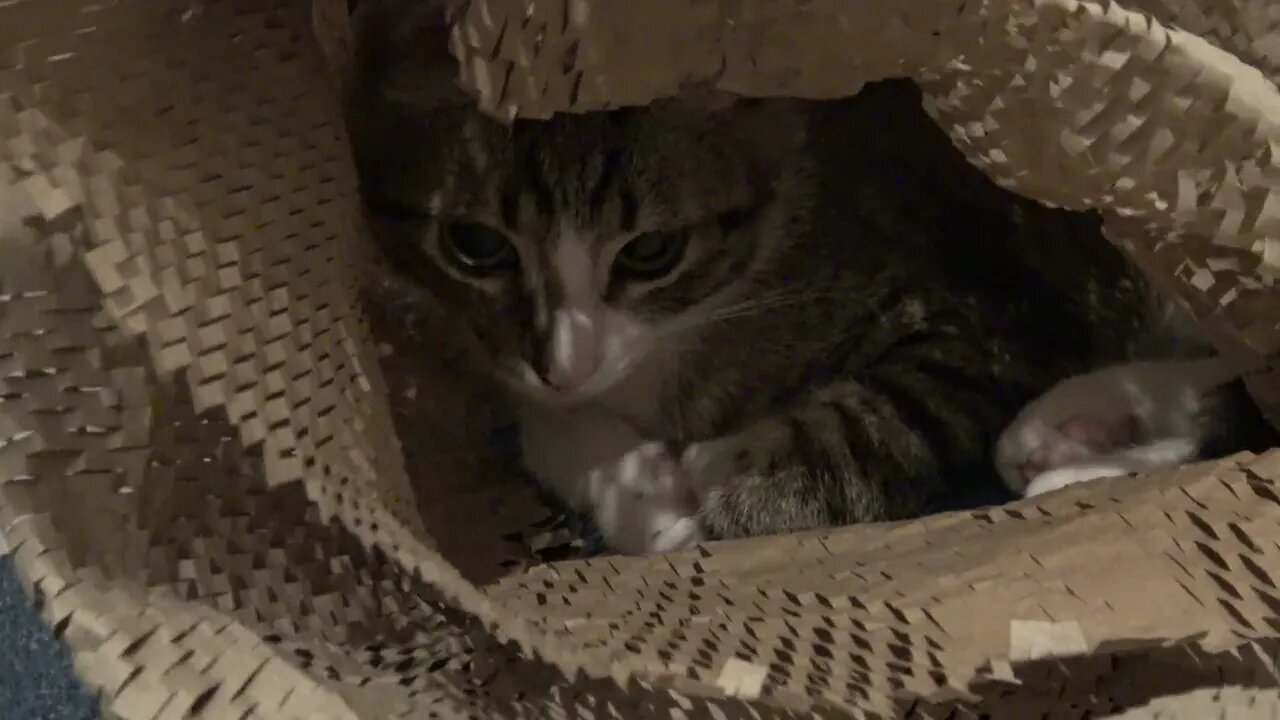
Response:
1,0,1279,718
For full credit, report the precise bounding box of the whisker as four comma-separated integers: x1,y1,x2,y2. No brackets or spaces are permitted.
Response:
657,287,840,339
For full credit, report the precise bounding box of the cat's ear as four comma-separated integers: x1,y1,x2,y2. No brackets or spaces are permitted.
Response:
348,0,474,112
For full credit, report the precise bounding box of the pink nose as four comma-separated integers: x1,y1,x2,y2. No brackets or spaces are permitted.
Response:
545,309,598,391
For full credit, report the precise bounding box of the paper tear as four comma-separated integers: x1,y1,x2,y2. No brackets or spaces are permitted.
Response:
1009,619,1089,661
714,658,768,699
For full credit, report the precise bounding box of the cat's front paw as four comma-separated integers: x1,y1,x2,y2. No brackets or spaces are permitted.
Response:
995,359,1233,497
997,413,1140,495
588,442,705,555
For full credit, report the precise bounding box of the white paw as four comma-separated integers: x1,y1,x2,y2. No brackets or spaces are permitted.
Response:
588,442,705,555
648,515,705,554
1023,463,1128,498
997,359,1234,498
996,367,1148,495
997,413,1139,494
1022,437,1203,498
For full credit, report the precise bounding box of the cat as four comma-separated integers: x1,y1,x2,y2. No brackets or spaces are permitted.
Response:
345,0,1278,554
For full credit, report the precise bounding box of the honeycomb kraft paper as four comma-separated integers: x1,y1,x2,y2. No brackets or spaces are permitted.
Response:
1,0,1280,718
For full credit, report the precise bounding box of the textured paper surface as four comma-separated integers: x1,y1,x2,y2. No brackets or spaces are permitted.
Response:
1109,686,1280,719
1,0,1279,718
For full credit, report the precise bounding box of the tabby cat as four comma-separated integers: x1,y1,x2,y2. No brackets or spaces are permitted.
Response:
346,0,1278,553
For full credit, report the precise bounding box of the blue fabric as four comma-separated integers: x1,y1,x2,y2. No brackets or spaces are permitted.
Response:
0,555,98,720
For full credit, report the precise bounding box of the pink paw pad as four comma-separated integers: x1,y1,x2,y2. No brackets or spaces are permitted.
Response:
1020,414,1140,479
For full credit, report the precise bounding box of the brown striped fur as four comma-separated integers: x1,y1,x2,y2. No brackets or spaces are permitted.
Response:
347,0,1275,542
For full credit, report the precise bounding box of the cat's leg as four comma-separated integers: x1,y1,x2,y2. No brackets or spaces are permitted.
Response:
679,378,964,539
677,353,1243,538
995,357,1239,497
678,320,1037,538
520,407,704,554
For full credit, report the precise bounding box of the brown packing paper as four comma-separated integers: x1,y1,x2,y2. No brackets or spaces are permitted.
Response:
1,0,1280,719
1111,686,1280,719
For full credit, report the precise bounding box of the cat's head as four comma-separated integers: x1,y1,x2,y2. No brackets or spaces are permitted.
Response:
348,0,813,405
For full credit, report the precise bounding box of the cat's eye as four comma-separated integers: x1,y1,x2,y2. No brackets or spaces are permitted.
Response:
613,231,688,280
441,221,517,273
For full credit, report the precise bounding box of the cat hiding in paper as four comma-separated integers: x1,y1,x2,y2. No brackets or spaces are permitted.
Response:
347,0,1278,553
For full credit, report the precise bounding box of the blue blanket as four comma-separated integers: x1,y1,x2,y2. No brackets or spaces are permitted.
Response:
0,555,97,719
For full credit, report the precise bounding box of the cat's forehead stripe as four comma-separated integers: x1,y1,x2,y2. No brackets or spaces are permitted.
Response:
617,185,639,232
586,148,622,221
499,124,642,235
519,147,555,218
499,188,520,228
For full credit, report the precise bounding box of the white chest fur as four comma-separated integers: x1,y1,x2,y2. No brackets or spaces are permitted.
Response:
518,347,675,499
516,347,701,554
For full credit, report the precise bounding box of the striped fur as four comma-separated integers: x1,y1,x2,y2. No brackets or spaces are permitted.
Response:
347,2,1274,543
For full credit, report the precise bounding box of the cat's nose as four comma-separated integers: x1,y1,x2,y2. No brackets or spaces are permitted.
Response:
543,308,598,391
